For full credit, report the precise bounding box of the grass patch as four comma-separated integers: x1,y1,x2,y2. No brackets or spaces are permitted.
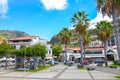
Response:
114,75,120,79
103,66,109,68
16,64,52,72
79,67,86,70
109,64,119,69
109,64,119,68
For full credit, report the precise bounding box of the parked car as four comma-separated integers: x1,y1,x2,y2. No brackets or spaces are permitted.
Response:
80,59,89,65
1,61,10,67
46,60,52,64
54,61,59,64
64,61,74,66
94,59,105,63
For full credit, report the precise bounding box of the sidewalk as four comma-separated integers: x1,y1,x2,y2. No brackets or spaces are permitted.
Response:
0,64,67,80
58,64,117,80
95,66,120,75
88,63,120,75
0,64,119,80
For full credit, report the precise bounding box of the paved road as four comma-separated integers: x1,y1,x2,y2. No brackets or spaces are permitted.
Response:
0,64,118,80
95,66,120,75
58,64,117,80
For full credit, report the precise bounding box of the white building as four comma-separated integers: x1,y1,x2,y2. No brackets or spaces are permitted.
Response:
60,45,118,62
8,36,52,58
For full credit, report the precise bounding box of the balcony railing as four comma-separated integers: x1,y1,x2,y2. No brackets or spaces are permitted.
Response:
9,42,31,45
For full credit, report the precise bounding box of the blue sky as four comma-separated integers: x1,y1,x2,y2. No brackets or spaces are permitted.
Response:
0,0,110,41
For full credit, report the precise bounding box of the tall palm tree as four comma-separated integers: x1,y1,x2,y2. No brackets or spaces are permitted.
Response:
83,32,91,58
95,21,114,66
71,11,90,66
96,0,120,61
58,28,72,63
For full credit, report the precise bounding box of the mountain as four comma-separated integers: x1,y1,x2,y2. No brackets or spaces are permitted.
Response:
50,35,61,45
50,29,96,45
0,30,30,39
0,34,7,41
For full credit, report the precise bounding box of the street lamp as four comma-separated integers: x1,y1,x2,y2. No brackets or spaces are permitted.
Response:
90,43,94,66
5,53,8,70
24,46,26,72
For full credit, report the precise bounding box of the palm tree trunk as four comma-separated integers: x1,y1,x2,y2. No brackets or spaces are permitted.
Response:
43,57,45,66
83,47,86,59
5,53,7,70
113,15,120,62
34,56,37,70
80,36,84,66
104,41,108,66
65,44,67,64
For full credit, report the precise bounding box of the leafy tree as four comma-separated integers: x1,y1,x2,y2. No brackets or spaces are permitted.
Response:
0,41,11,56
95,20,114,66
95,0,120,61
31,44,47,68
58,27,72,63
71,11,90,66
52,44,62,60
10,44,47,69
0,41,12,69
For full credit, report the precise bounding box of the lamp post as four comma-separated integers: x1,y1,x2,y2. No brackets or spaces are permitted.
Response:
24,46,26,72
91,43,94,66
116,31,120,63
5,53,8,70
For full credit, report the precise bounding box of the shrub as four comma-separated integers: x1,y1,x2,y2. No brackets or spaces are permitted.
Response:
113,60,118,65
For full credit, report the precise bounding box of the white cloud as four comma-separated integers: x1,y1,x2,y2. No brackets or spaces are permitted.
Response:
89,12,112,29
40,0,68,10
0,0,9,18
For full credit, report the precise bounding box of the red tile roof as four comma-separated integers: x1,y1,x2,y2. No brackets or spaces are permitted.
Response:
9,36,34,41
62,46,117,51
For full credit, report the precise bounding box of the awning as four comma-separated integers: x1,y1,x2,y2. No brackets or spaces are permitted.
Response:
45,56,53,59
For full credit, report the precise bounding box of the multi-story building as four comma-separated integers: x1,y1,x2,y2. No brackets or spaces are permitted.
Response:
60,45,118,63
8,36,52,59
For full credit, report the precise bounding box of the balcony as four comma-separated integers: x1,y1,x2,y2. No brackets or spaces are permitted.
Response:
9,42,31,45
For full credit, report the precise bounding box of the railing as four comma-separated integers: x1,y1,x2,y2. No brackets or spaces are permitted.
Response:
9,42,31,45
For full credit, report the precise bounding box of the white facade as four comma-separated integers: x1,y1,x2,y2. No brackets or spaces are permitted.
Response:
30,36,40,45
8,36,52,57
60,47,118,62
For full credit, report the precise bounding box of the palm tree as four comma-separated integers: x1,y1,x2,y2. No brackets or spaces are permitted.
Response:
96,0,120,61
71,11,90,66
83,32,91,58
95,21,114,66
58,28,72,64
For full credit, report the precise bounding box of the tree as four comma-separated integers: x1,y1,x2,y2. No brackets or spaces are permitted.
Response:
83,32,91,48
30,44,47,68
83,32,91,58
71,11,90,66
52,44,62,60
0,41,12,69
0,41,11,55
95,21,114,66
11,44,47,69
95,0,120,61
58,27,72,63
